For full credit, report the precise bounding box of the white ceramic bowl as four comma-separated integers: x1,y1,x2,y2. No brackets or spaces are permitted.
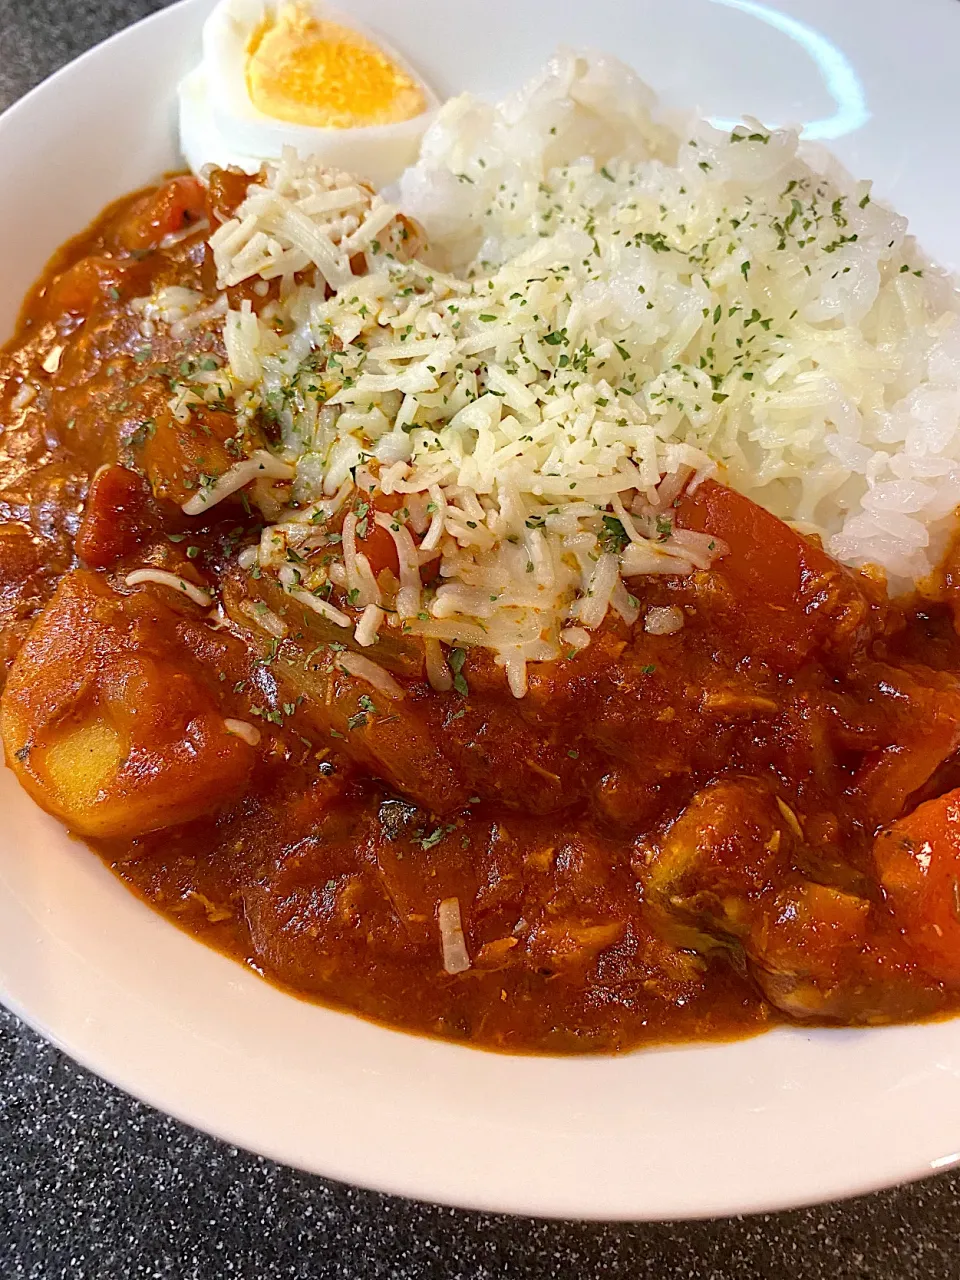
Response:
3,0,960,1221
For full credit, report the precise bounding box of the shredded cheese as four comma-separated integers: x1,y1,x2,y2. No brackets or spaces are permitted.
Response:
354,603,385,647
238,598,289,638
336,651,405,699
196,152,720,693
181,450,295,516
124,569,212,608
208,152,406,291
132,53,960,710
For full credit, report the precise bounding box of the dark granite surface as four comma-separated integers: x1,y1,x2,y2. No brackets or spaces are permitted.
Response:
2,0,960,1274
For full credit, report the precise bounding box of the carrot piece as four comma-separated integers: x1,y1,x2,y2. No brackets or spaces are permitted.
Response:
875,787,960,984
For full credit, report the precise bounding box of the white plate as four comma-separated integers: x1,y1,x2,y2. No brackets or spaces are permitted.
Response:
2,0,960,1221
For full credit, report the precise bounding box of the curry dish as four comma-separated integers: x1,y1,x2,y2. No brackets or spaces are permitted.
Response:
5,173,960,1054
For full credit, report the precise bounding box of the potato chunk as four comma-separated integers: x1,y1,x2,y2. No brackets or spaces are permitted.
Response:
43,718,126,807
1,570,255,838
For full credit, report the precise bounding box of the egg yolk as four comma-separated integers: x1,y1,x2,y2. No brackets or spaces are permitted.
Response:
246,3,427,129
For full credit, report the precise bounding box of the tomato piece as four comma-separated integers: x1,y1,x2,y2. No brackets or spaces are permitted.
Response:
850,664,960,826
875,787,960,984
357,522,400,578
40,255,127,320
115,175,206,253
204,166,257,227
675,479,875,671
349,491,405,578
76,466,151,568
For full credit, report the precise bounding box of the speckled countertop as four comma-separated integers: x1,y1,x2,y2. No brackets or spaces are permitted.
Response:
2,2,960,1275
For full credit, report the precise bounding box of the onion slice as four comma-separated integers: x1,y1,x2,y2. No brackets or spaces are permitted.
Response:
438,897,471,975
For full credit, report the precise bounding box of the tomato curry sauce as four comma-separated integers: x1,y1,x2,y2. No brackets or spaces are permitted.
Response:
5,174,960,1054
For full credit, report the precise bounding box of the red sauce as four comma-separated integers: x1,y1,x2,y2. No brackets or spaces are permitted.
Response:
4,176,960,1053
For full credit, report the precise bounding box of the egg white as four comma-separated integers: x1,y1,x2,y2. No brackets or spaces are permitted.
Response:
178,0,439,189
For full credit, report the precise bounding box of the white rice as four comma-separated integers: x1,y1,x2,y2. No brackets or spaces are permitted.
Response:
395,52,960,586
180,50,960,690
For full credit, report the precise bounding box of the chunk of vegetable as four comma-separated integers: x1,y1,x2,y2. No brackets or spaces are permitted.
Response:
75,465,151,568
675,480,877,671
223,568,589,815
646,778,889,1020
40,256,128,320
204,167,257,228
0,521,42,603
114,176,206,253
850,664,960,826
136,407,241,507
875,788,960,985
43,719,126,810
646,776,786,907
753,882,871,1017
1,570,255,838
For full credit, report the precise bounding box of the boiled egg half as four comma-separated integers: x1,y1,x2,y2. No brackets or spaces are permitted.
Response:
179,0,439,188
